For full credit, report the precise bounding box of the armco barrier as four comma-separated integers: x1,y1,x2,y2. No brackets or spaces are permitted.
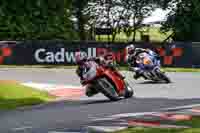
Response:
0,41,195,67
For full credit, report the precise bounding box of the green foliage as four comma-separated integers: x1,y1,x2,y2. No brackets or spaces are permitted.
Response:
120,0,158,42
96,27,171,42
85,0,160,42
71,0,89,40
0,0,77,40
161,0,200,41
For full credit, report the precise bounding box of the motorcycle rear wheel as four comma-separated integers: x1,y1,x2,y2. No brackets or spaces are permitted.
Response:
161,73,171,83
124,82,134,98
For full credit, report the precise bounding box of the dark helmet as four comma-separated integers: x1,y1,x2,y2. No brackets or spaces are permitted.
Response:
75,51,87,64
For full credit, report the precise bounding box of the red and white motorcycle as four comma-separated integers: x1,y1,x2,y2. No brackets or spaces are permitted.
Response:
77,61,134,101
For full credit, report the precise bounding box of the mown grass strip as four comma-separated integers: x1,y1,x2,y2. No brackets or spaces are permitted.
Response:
115,116,200,133
0,80,54,110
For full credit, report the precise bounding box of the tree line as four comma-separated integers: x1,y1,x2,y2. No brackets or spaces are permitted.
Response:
0,0,76,40
0,0,199,42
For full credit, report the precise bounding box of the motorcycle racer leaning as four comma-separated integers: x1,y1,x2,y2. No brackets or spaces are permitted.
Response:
75,51,124,97
126,44,160,79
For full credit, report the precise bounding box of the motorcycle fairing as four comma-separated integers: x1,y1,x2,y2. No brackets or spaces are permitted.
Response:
102,68,125,94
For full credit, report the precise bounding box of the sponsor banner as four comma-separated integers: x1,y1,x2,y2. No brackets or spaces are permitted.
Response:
0,41,194,67
33,47,127,64
0,41,128,65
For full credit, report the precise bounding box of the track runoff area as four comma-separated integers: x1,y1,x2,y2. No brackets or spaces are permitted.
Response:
0,68,199,132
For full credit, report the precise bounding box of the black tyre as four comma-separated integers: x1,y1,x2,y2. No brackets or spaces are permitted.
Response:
97,78,120,101
161,73,171,83
124,82,134,98
155,68,171,83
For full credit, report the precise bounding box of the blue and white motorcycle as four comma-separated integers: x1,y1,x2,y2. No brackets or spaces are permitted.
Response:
130,52,171,83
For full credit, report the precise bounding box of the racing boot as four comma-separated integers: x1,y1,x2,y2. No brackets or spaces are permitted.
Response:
85,86,99,97
134,71,142,79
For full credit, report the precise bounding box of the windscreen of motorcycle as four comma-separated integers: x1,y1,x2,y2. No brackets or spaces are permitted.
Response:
138,53,153,65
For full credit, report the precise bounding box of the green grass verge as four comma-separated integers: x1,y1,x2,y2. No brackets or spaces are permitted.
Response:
0,81,54,110
115,117,200,133
161,68,200,72
174,116,200,128
119,66,200,72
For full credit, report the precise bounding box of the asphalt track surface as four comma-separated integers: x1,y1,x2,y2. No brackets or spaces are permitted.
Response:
0,68,200,133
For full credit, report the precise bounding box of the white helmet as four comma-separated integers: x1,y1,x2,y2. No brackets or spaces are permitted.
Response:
126,44,135,54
